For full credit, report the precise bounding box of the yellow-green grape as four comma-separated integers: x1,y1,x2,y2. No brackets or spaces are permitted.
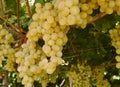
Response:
0,25,16,72
109,26,120,69
91,67,110,87
42,45,51,56
53,0,81,26
115,56,120,62
46,62,57,74
116,63,120,68
15,39,49,87
30,2,69,72
67,64,92,87
97,0,120,15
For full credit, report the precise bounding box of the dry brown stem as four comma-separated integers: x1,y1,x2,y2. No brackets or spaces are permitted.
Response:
25,0,32,19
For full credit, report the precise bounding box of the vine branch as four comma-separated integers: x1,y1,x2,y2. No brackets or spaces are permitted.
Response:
16,0,21,28
69,37,81,62
0,16,24,33
92,63,116,69
0,0,5,17
25,0,32,19
88,12,107,24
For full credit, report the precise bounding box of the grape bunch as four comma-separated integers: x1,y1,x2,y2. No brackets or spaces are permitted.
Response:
97,0,120,15
91,67,110,87
53,0,96,28
67,64,92,87
27,2,68,74
0,25,16,72
109,25,120,68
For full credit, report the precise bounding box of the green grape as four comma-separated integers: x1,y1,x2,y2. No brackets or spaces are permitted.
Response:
109,26,120,69
0,25,16,72
67,64,92,87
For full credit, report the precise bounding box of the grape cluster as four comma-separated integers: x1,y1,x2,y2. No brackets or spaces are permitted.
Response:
97,0,120,15
26,0,98,78
15,39,51,87
0,25,16,72
27,2,68,74
91,67,110,87
53,0,97,28
109,25,120,68
15,39,59,87
67,64,92,87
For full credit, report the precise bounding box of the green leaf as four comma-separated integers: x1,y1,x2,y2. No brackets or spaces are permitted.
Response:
4,0,17,15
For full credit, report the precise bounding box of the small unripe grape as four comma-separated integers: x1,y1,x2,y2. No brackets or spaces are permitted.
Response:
70,6,80,15
56,51,62,57
115,56,120,62
42,22,51,30
58,32,64,38
58,1,65,10
52,45,60,52
46,62,56,74
109,0,115,8
25,83,33,87
80,12,87,19
116,49,120,54
59,17,67,25
60,7,70,16
0,29,6,36
28,22,38,30
43,34,51,41
51,33,58,40
106,7,113,14
72,0,79,5
116,63,120,68
51,10,58,17
42,45,51,54
35,3,42,8
44,3,53,10
50,51,56,57
115,0,120,6
32,13,39,21
65,0,73,8
47,16,54,24
81,4,89,11
63,35,68,44
55,38,63,46
67,15,76,25
50,57,63,64
48,39,55,46
39,59,48,70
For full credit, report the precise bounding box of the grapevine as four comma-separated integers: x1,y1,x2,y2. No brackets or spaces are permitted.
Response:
0,0,120,87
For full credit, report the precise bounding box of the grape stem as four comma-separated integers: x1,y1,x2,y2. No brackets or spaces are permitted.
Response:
92,63,116,69
2,71,9,87
0,16,24,33
25,0,32,19
69,77,72,87
60,79,65,87
14,35,27,48
88,12,107,24
69,37,81,62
